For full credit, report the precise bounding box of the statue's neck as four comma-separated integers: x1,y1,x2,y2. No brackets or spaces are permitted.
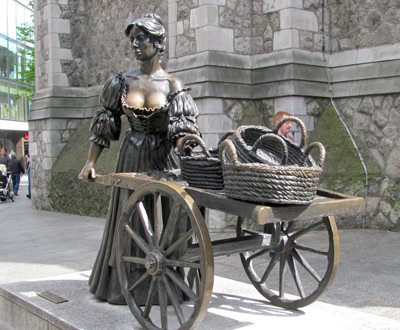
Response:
140,54,162,75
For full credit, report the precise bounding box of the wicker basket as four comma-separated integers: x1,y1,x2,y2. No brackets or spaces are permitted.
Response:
179,132,232,190
220,134,325,205
231,116,315,167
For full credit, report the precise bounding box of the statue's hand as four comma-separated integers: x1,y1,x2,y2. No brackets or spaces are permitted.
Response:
78,162,96,182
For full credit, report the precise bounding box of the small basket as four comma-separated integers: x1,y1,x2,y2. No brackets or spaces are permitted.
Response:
220,135,325,205
179,132,232,190
231,116,315,167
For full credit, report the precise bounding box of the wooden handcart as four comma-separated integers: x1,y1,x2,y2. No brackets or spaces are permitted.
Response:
94,171,363,330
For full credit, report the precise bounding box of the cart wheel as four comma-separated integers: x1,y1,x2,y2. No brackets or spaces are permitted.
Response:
237,216,339,309
116,181,214,330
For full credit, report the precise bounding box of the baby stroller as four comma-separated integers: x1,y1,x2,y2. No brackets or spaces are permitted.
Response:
0,164,15,202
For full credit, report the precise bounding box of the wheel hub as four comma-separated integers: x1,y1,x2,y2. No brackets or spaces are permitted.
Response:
145,251,165,275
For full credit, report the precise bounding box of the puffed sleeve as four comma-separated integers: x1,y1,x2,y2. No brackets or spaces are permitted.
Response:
89,74,124,148
168,90,201,144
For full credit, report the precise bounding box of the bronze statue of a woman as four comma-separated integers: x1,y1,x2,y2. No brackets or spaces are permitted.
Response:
79,13,201,304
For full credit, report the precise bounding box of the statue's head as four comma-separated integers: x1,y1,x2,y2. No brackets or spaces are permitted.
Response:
125,13,166,55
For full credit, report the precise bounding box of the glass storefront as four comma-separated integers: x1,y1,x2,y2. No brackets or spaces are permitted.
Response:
0,0,33,124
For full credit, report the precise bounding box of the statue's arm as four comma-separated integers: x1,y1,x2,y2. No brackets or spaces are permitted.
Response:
168,77,201,150
78,74,124,181
78,142,103,181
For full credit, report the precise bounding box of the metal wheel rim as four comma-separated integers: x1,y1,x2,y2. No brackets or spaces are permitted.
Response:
237,216,339,309
116,182,214,330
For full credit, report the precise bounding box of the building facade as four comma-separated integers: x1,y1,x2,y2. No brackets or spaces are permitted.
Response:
30,0,400,229
0,0,33,157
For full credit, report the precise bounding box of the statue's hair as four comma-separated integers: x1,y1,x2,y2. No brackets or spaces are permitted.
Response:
125,13,166,54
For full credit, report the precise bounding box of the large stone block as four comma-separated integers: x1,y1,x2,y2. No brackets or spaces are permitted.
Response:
273,30,299,50
43,3,61,18
196,98,224,115
274,96,307,115
263,0,303,13
48,48,73,61
196,26,234,52
190,5,219,28
48,73,69,87
199,0,226,5
280,8,318,32
48,18,70,34
198,114,233,133
42,130,61,143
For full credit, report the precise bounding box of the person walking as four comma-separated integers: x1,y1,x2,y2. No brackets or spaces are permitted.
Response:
0,147,11,169
10,152,25,196
24,151,31,198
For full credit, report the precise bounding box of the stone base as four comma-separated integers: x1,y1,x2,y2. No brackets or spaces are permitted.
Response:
0,271,139,330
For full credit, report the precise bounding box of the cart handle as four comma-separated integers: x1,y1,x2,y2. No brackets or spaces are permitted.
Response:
273,116,307,148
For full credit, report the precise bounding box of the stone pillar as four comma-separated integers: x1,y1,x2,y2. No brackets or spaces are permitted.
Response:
30,0,99,209
168,0,235,148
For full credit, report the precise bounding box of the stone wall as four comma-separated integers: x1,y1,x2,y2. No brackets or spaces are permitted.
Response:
30,0,167,211
327,0,400,52
30,0,400,230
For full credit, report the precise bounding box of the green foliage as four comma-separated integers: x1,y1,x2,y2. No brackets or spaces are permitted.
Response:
308,104,381,196
15,1,35,99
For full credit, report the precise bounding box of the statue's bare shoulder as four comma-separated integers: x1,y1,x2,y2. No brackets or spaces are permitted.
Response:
168,75,186,94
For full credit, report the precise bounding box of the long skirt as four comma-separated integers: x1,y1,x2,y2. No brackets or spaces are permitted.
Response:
88,130,179,304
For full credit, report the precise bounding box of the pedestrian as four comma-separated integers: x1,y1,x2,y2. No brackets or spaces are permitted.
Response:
10,152,25,196
273,111,295,142
24,151,31,198
0,147,11,169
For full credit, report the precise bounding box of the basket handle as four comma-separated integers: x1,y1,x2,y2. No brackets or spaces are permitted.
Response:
273,116,307,148
219,139,239,165
178,134,211,157
217,130,234,147
251,133,288,166
301,142,326,168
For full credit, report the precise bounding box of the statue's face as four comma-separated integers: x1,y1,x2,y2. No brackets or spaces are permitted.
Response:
128,26,157,61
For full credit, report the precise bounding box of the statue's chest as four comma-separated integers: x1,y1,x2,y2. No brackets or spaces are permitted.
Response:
125,79,169,110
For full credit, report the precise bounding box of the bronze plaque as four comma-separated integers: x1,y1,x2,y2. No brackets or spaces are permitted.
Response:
37,291,68,304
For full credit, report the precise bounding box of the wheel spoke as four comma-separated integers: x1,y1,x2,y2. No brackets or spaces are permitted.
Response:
125,224,150,254
290,220,324,241
166,259,201,269
137,201,156,249
292,243,328,256
153,192,163,245
166,268,198,302
143,277,157,318
287,254,305,298
246,247,273,264
162,275,185,325
128,271,150,292
281,221,294,234
122,256,146,265
159,201,181,251
165,228,194,256
279,255,287,298
260,252,280,283
292,249,322,282
158,277,168,329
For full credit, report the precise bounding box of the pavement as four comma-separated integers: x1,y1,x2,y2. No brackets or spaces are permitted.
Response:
0,176,400,329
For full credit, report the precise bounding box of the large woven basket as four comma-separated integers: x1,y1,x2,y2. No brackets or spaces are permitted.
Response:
179,132,232,190
220,134,325,205
231,116,315,167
